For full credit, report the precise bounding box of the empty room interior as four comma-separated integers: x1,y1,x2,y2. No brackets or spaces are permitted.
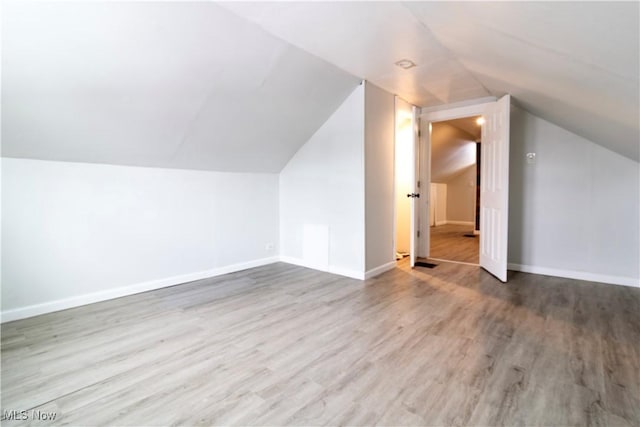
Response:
429,116,481,265
2,2,639,426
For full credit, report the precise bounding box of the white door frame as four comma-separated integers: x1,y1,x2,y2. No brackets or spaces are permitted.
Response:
419,100,496,259
392,97,398,263
409,105,419,267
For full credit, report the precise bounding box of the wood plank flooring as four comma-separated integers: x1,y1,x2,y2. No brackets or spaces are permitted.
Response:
430,224,479,264
2,260,639,426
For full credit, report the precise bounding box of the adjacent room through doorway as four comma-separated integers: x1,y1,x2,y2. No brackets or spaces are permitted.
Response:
428,116,482,264
394,98,415,261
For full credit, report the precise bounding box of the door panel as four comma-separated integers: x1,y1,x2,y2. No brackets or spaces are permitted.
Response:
479,95,510,282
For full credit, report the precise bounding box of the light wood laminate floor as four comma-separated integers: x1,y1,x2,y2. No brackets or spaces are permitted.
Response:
430,224,479,264
2,261,639,426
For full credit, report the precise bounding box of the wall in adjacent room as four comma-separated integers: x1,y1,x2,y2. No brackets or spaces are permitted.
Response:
430,122,477,183
446,165,476,224
1,158,280,320
429,183,448,226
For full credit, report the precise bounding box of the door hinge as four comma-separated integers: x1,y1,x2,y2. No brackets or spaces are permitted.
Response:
417,230,421,238
417,180,420,188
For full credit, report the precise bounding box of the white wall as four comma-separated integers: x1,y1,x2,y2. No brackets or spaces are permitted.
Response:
446,165,476,224
395,97,413,253
364,82,396,272
2,158,279,320
6,97,635,325
430,183,448,226
509,107,640,286
279,85,366,278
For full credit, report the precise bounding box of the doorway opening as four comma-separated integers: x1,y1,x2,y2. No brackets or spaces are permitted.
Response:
428,116,481,265
394,97,416,263
417,95,511,282
394,95,510,281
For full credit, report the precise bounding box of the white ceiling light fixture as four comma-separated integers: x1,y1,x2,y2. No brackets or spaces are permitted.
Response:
395,59,416,69
476,117,485,126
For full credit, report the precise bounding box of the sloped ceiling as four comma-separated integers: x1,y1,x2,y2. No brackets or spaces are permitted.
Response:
219,2,491,106
3,2,638,170
447,117,481,142
406,2,639,161
1,1,360,172
431,120,478,183
222,2,639,161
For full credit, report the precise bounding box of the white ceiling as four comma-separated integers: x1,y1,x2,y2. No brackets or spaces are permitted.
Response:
446,116,482,142
219,2,491,107
2,1,638,171
1,1,359,172
222,1,639,161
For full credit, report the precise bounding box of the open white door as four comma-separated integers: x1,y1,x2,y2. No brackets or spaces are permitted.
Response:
479,95,510,282
408,106,419,267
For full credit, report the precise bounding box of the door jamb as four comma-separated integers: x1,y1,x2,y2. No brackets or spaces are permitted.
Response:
418,100,496,260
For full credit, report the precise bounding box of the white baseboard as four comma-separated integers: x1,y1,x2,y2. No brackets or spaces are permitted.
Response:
507,263,639,288
365,261,397,279
433,220,474,227
446,220,475,226
1,256,280,323
279,256,365,280
10,256,634,323
330,266,365,280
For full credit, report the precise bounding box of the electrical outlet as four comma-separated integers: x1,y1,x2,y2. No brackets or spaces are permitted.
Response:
265,243,275,251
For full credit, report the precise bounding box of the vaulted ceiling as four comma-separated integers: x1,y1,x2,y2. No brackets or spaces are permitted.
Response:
1,2,359,172
2,1,639,172
222,1,639,161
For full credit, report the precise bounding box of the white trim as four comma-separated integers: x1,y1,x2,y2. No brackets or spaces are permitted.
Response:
435,220,447,226
330,266,365,280
419,98,496,260
365,261,397,279
279,256,365,280
1,257,280,323
420,97,497,115
279,255,327,273
507,263,640,288
420,118,430,258
392,96,398,264
420,100,496,122
445,220,475,226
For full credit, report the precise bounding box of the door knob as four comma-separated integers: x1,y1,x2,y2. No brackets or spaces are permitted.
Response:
406,193,420,198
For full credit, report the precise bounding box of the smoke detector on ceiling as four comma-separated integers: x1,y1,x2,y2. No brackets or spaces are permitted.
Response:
395,59,416,69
